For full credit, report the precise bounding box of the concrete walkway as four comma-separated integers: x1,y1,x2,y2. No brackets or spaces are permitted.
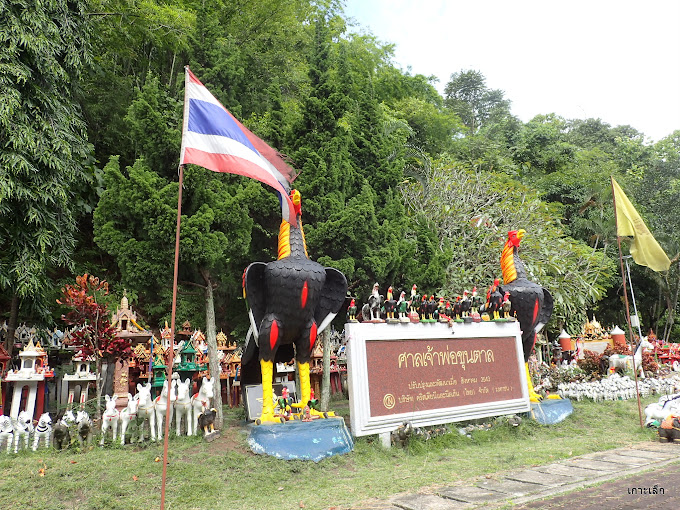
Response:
353,441,680,509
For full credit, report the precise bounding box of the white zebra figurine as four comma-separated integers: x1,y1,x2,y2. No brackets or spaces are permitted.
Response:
12,411,33,453
135,383,156,442
0,416,14,453
100,395,120,446
154,379,177,440
119,393,139,445
174,378,193,436
191,377,215,436
32,413,52,451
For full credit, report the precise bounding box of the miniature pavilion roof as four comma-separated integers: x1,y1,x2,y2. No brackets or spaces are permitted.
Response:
0,343,10,362
161,321,172,340
191,330,206,350
180,339,197,354
72,351,96,362
20,338,46,356
223,347,242,364
178,320,193,337
111,291,152,343
133,343,151,362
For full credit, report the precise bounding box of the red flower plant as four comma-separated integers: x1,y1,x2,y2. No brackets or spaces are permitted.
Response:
58,274,131,360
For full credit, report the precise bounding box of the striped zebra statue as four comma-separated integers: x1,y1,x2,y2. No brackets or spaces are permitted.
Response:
32,413,52,451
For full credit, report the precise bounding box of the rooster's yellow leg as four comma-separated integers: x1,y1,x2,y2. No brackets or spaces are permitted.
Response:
291,362,332,417
257,359,280,424
525,363,543,403
291,362,311,410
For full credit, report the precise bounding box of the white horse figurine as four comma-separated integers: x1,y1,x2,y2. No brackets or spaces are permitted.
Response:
191,377,215,436
0,416,14,453
12,411,33,453
154,379,177,440
75,409,93,446
119,393,139,445
644,394,680,426
135,382,156,442
100,394,120,446
32,413,52,451
609,337,653,379
174,378,193,436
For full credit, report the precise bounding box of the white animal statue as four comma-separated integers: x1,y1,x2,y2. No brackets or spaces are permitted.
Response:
135,382,156,442
154,378,177,440
173,378,193,436
609,337,653,379
191,377,215,436
75,409,93,446
12,411,33,453
645,402,673,426
119,393,139,445
0,416,14,453
99,394,120,446
32,413,52,451
644,394,680,426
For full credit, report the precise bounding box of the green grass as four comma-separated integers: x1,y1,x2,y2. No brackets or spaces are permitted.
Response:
0,396,659,510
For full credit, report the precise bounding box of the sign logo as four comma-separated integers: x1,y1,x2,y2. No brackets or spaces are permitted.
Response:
383,393,395,409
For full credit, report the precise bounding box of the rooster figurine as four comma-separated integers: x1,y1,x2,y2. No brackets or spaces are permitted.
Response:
487,279,504,320
452,295,462,321
409,285,420,312
384,286,398,323
397,291,410,322
242,189,348,424
418,295,429,322
471,286,482,314
502,291,512,319
460,290,471,319
346,298,358,323
499,229,556,402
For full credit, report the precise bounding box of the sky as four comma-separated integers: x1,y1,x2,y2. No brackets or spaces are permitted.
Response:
343,0,679,142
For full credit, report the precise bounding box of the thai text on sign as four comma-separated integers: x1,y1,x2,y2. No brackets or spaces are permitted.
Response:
365,337,523,417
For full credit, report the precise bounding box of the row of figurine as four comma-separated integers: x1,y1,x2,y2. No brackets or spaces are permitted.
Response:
349,282,513,323
269,387,329,423
0,375,218,453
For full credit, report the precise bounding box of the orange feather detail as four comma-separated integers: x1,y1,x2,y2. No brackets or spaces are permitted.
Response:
501,241,517,285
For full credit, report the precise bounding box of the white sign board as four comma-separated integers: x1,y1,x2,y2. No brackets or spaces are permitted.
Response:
346,321,530,437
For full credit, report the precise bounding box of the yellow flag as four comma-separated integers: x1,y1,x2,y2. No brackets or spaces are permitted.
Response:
612,177,670,272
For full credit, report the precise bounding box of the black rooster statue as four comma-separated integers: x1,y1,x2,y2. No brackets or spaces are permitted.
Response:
499,229,556,402
242,190,348,424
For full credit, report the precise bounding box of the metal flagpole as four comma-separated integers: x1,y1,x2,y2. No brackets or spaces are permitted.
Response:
611,177,644,428
160,164,183,509
624,256,644,341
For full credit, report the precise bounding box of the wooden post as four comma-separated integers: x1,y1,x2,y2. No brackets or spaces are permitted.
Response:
160,164,183,510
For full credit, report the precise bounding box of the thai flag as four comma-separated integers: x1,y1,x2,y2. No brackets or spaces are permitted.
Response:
180,67,297,224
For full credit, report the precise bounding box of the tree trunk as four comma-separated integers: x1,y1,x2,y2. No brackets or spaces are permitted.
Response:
95,357,103,421
200,268,223,429
6,293,19,356
320,328,331,412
